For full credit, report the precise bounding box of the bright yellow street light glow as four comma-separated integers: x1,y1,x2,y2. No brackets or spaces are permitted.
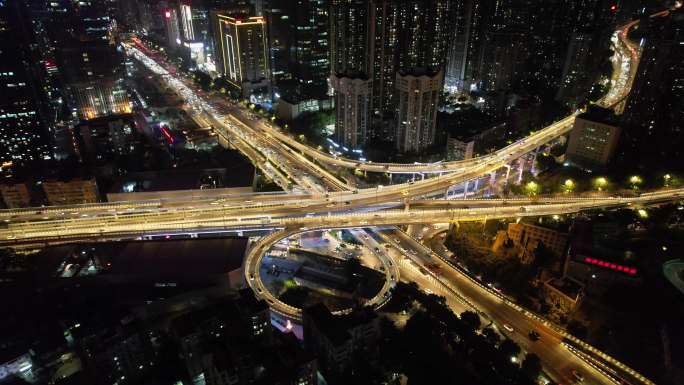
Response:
594,177,608,191
564,179,575,187
637,209,648,218
629,175,642,184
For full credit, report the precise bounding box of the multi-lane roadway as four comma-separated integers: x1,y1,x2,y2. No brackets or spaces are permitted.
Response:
0,9,677,385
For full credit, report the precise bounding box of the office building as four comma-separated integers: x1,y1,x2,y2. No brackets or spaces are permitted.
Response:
57,40,131,120
303,304,379,376
263,0,330,100
394,68,442,152
0,1,51,164
331,74,372,148
213,14,271,98
172,1,215,69
42,178,99,205
566,107,621,169
74,0,117,42
165,7,182,49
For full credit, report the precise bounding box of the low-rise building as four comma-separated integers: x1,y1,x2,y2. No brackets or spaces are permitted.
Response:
75,114,142,164
566,106,621,170
446,137,475,161
565,255,640,296
42,178,99,205
506,223,569,264
276,96,326,121
170,291,316,385
542,277,584,320
302,304,379,376
0,183,31,208
565,220,641,295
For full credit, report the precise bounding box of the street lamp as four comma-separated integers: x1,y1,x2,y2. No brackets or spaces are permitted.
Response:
525,181,539,196
563,179,575,193
594,177,608,191
664,174,672,186
629,175,642,190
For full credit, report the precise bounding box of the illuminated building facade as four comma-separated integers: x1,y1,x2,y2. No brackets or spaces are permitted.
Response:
180,2,195,41
165,8,182,48
41,178,99,205
57,40,131,120
331,74,372,148
444,0,474,92
213,14,270,97
395,68,442,152
330,0,456,144
329,0,368,76
0,0,50,163
263,0,330,102
566,107,621,169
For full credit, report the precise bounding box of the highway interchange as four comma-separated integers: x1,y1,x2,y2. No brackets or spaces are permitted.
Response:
1,7,680,385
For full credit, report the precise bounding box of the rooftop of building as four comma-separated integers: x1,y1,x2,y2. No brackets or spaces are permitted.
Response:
397,66,442,78
108,166,253,194
577,105,619,126
514,220,570,234
304,303,377,346
438,106,495,141
546,277,583,300
570,220,639,267
253,332,316,385
75,113,135,127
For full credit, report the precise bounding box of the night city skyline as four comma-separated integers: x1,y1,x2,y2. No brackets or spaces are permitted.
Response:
0,1,683,385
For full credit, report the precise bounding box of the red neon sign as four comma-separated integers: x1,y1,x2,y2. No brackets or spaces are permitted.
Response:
583,257,637,275
160,125,174,144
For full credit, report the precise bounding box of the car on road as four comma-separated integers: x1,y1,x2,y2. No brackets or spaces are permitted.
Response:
571,370,584,383
528,330,540,341
502,324,514,332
